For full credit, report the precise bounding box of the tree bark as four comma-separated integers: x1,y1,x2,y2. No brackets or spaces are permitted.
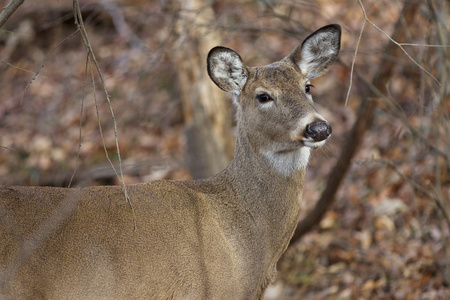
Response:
289,2,419,246
0,0,26,28
171,0,234,179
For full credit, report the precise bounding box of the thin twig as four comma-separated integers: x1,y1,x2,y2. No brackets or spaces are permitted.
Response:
398,43,449,47
68,56,89,188
347,61,449,164
21,30,79,104
357,0,441,86
0,146,16,151
345,18,366,107
73,0,136,230
0,60,35,75
86,56,120,181
0,0,25,29
341,57,449,164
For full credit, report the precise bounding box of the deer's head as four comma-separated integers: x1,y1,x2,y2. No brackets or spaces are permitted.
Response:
208,25,341,175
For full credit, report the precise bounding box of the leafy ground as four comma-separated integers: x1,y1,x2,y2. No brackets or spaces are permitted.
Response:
1,0,448,299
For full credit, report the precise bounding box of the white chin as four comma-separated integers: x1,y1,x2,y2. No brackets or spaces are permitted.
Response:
302,140,327,149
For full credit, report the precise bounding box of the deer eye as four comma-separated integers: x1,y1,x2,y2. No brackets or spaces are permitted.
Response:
305,84,314,95
256,94,273,103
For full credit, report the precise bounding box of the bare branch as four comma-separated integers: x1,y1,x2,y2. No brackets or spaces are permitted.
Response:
0,0,25,29
0,60,34,75
397,43,449,47
73,0,136,229
0,145,16,151
357,0,441,86
21,30,79,104
68,57,89,188
345,17,366,107
342,59,449,164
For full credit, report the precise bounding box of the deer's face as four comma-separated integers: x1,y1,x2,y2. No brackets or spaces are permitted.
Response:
238,62,331,154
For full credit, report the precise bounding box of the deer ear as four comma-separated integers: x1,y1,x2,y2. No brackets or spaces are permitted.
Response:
287,24,341,80
207,47,248,95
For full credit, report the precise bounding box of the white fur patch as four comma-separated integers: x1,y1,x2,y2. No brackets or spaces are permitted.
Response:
264,147,311,176
231,94,240,107
258,100,275,110
298,31,338,79
264,112,327,176
211,51,247,94
289,113,320,141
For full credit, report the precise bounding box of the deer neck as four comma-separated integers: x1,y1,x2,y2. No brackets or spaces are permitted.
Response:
224,130,306,240
214,130,306,289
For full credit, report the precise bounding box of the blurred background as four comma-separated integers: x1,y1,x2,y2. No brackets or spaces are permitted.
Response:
0,0,448,298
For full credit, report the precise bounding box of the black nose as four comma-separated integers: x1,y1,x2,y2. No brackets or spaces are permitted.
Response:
305,121,332,142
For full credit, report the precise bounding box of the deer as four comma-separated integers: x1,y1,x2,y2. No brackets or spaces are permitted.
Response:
0,24,341,299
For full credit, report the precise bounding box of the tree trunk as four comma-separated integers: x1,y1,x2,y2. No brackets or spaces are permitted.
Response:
171,0,234,179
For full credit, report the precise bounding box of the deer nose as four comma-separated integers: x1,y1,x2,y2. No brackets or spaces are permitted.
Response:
305,121,332,142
